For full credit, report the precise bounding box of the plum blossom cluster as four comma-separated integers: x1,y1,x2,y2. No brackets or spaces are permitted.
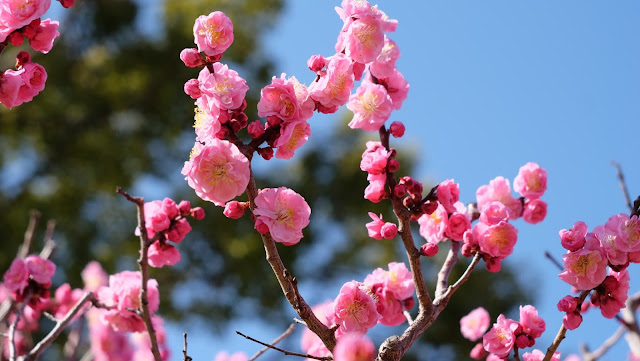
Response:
555,213,639,330
460,163,548,272
138,198,205,268
3,255,55,307
252,187,311,246
301,262,414,359
0,0,72,108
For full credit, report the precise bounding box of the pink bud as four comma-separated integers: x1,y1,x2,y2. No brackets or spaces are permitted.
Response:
184,79,201,99
190,207,205,220
178,200,192,216
381,222,398,239
254,218,269,234
180,48,205,68
307,54,325,73
522,199,547,224
389,121,405,138
16,51,31,67
557,296,578,313
257,147,274,160
162,198,179,219
403,297,415,310
484,257,502,273
247,120,265,139
223,201,246,219
166,218,192,243
515,334,529,349
9,32,23,46
563,312,582,330
394,184,406,198
601,276,618,292
22,26,36,39
387,158,400,173
266,115,281,126
420,242,439,257
352,61,365,81
469,343,488,360
58,0,75,8
421,201,437,215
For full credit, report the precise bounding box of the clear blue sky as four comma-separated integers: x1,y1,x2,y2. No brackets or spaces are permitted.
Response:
162,1,640,360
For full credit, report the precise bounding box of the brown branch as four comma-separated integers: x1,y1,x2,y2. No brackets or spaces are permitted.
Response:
545,251,563,271
249,323,296,361
580,325,625,361
183,333,192,361
543,290,590,361
18,211,41,259
20,292,93,361
236,330,332,361
116,187,162,361
435,242,461,298
611,161,633,214
514,347,521,361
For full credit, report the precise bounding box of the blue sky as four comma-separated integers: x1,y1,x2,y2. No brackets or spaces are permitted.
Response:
165,1,640,361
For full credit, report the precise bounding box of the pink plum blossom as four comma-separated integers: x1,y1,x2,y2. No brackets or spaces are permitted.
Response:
180,48,204,68
606,214,640,253
197,62,248,110
563,312,582,330
193,11,234,56
513,162,547,199
81,261,108,292
274,120,311,159
378,69,409,110
130,316,170,361
16,61,47,103
474,221,518,259
301,302,332,359
89,321,134,361
591,225,628,266
333,333,375,361
559,221,588,252
385,262,414,300
559,237,608,290
483,314,516,358
597,269,629,319
3,258,29,293
25,255,55,284
309,53,355,108
338,15,385,64
476,176,523,220
360,141,389,175
436,179,460,214
183,139,250,206
0,0,51,42
523,199,547,224
446,202,471,241
53,283,85,319
0,69,23,108
522,349,560,361
470,343,488,360
253,187,311,245
364,173,386,203
418,203,449,244
192,96,221,143
29,19,59,53
519,305,546,339
347,81,393,132
147,241,181,268
460,307,490,341
366,212,386,240
371,287,405,326
479,201,510,226
332,281,380,335
370,36,400,78
257,74,314,123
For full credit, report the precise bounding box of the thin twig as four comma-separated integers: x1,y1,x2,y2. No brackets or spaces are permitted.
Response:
435,242,461,298
611,161,633,214
439,253,482,303
403,310,413,325
249,323,296,361
116,187,162,361
543,290,590,361
182,333,192,361
544,251,563,271
78,350,93,361
9,293,31,361
18,211,41,259
514,347,521,361
580,325,625,361
293,318,307,326
19,292,93,361
236,330,332,361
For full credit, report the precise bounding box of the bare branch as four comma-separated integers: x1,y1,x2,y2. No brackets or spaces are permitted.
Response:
580,325,625,361
18,211,41,259
249,323,296,361
9,293,31,361
611,161,633,214
544,251,563,271
236,330,332,361
435,242,461,298
403,310,413,325
183,333,192,361
543,290,590,361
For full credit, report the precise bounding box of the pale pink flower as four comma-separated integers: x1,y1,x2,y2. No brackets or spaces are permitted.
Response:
147,241,181,268
89,321,134,361
522,349,560,361
338,16,385,64
274,120,311,159
333,333,375,361
254,187,311,246
364,173,386,203
25,254,55,284
559,221,588,252
460,307,490,341
469,343,488,360
144,200,170,235
480,201,510,225
379,69,409,110
192,96,221,143
131,316,170,361
29,19,59,53
519,305,545,339
483,314,516,358
0,69,23,108
474,221,518,259
380,222,397,239
193,11,234,56
437,179,460,214
53,283,85,319
258,74,313,123
183,138,250,206
184,78,201,99
559,237,608,290
166,218,192,243
371,287,405,326
557,295,579,313
606,214,640,253
332,281,380,335
309,53,354,108
98,271,159,332
370,36,400,78
513,162,547,199
591,225,627,266
486,354,504,361
373,262,415,300
0,0,51,42
3,258,29,293
564,355,581,361
197,63,248,110
223,201,247,219
347,81,393,132
16,61,47,103
360,141,389,175
213,352,248,361
418,203,449,244
522,199,547,224
476,176,523,220
81,261,108,292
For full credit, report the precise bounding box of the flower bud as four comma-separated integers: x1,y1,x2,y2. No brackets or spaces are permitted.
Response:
469,343,488,360
22,25,36,39
58,0,75,8
381,222,398,239
9,32,23,46
257,147,274,160
389,121,405,138
557,295,578,313
254,218,269,234
248,120,265,139
266,115,282,126
563,312,582,330
420,242,439,257
190,207,205,220
223,201,246,219
421,201,438,215
180,48,205,68
178,201,192,216
515,334,529,349
393,184,406,198
307,54,325,73
183,79,201,99
16,51,31,68
387,158,400,173
403,297,415,310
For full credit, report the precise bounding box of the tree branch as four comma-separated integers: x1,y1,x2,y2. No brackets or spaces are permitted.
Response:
543,290,590,361
236,330,332,361
611,161,633,214
249,323,296,361
183,333,192,361
116,187,162,361
580,325,625,361
17,211,41,259
435,241,461,298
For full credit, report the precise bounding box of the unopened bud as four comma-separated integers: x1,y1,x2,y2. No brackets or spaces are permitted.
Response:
9,32,23,46
393,184,406,198
180,48,205,68
223,201,247,219
307,54,325,73
178,201,191,216
248,120,265,139
184,79,201,99
16,51,31,68
387,158,400,173
381,222,398,239
420,242,439,257
257,147,274,160
389,121,405,138
190,207,205,220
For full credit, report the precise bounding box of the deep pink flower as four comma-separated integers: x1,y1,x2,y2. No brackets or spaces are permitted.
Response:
0,69,23,108
360,141,389,175
184,78,201,99
0,0,51,42
347,81,393,132
476,176,523,220
180,48,204,68
460,307,490,341
513,162,547,199
88,321,134,361
332,281,380,335
16,61,47,104
29,19,59,53
309,53,354,108
257,74,314,123
483,314,516,358
25,255,55,284
166,218,192,243
559,221,588,252
437,179,460,214
474,221,518,259
183,139,250,206
418,203,449,244
446,203,471,241
559,237,608,290
193,11,234,56
333,333,375,361
144,200,171,235
557,296,578,313
470,343,488,360
371,287,405,326
253,187,311,246
380,222,397,239
379,69,409,110
301,302,332,359
598,269,629,319
522,199,547,224
591,225,628,266
606,214,640,253
53,283,85,319
3,258,29,293
147,241,181,268
364,173,386,203
338,15,385,64
274,120,311,159
197,62,248,110
519,305,546,339
366,212,386,240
